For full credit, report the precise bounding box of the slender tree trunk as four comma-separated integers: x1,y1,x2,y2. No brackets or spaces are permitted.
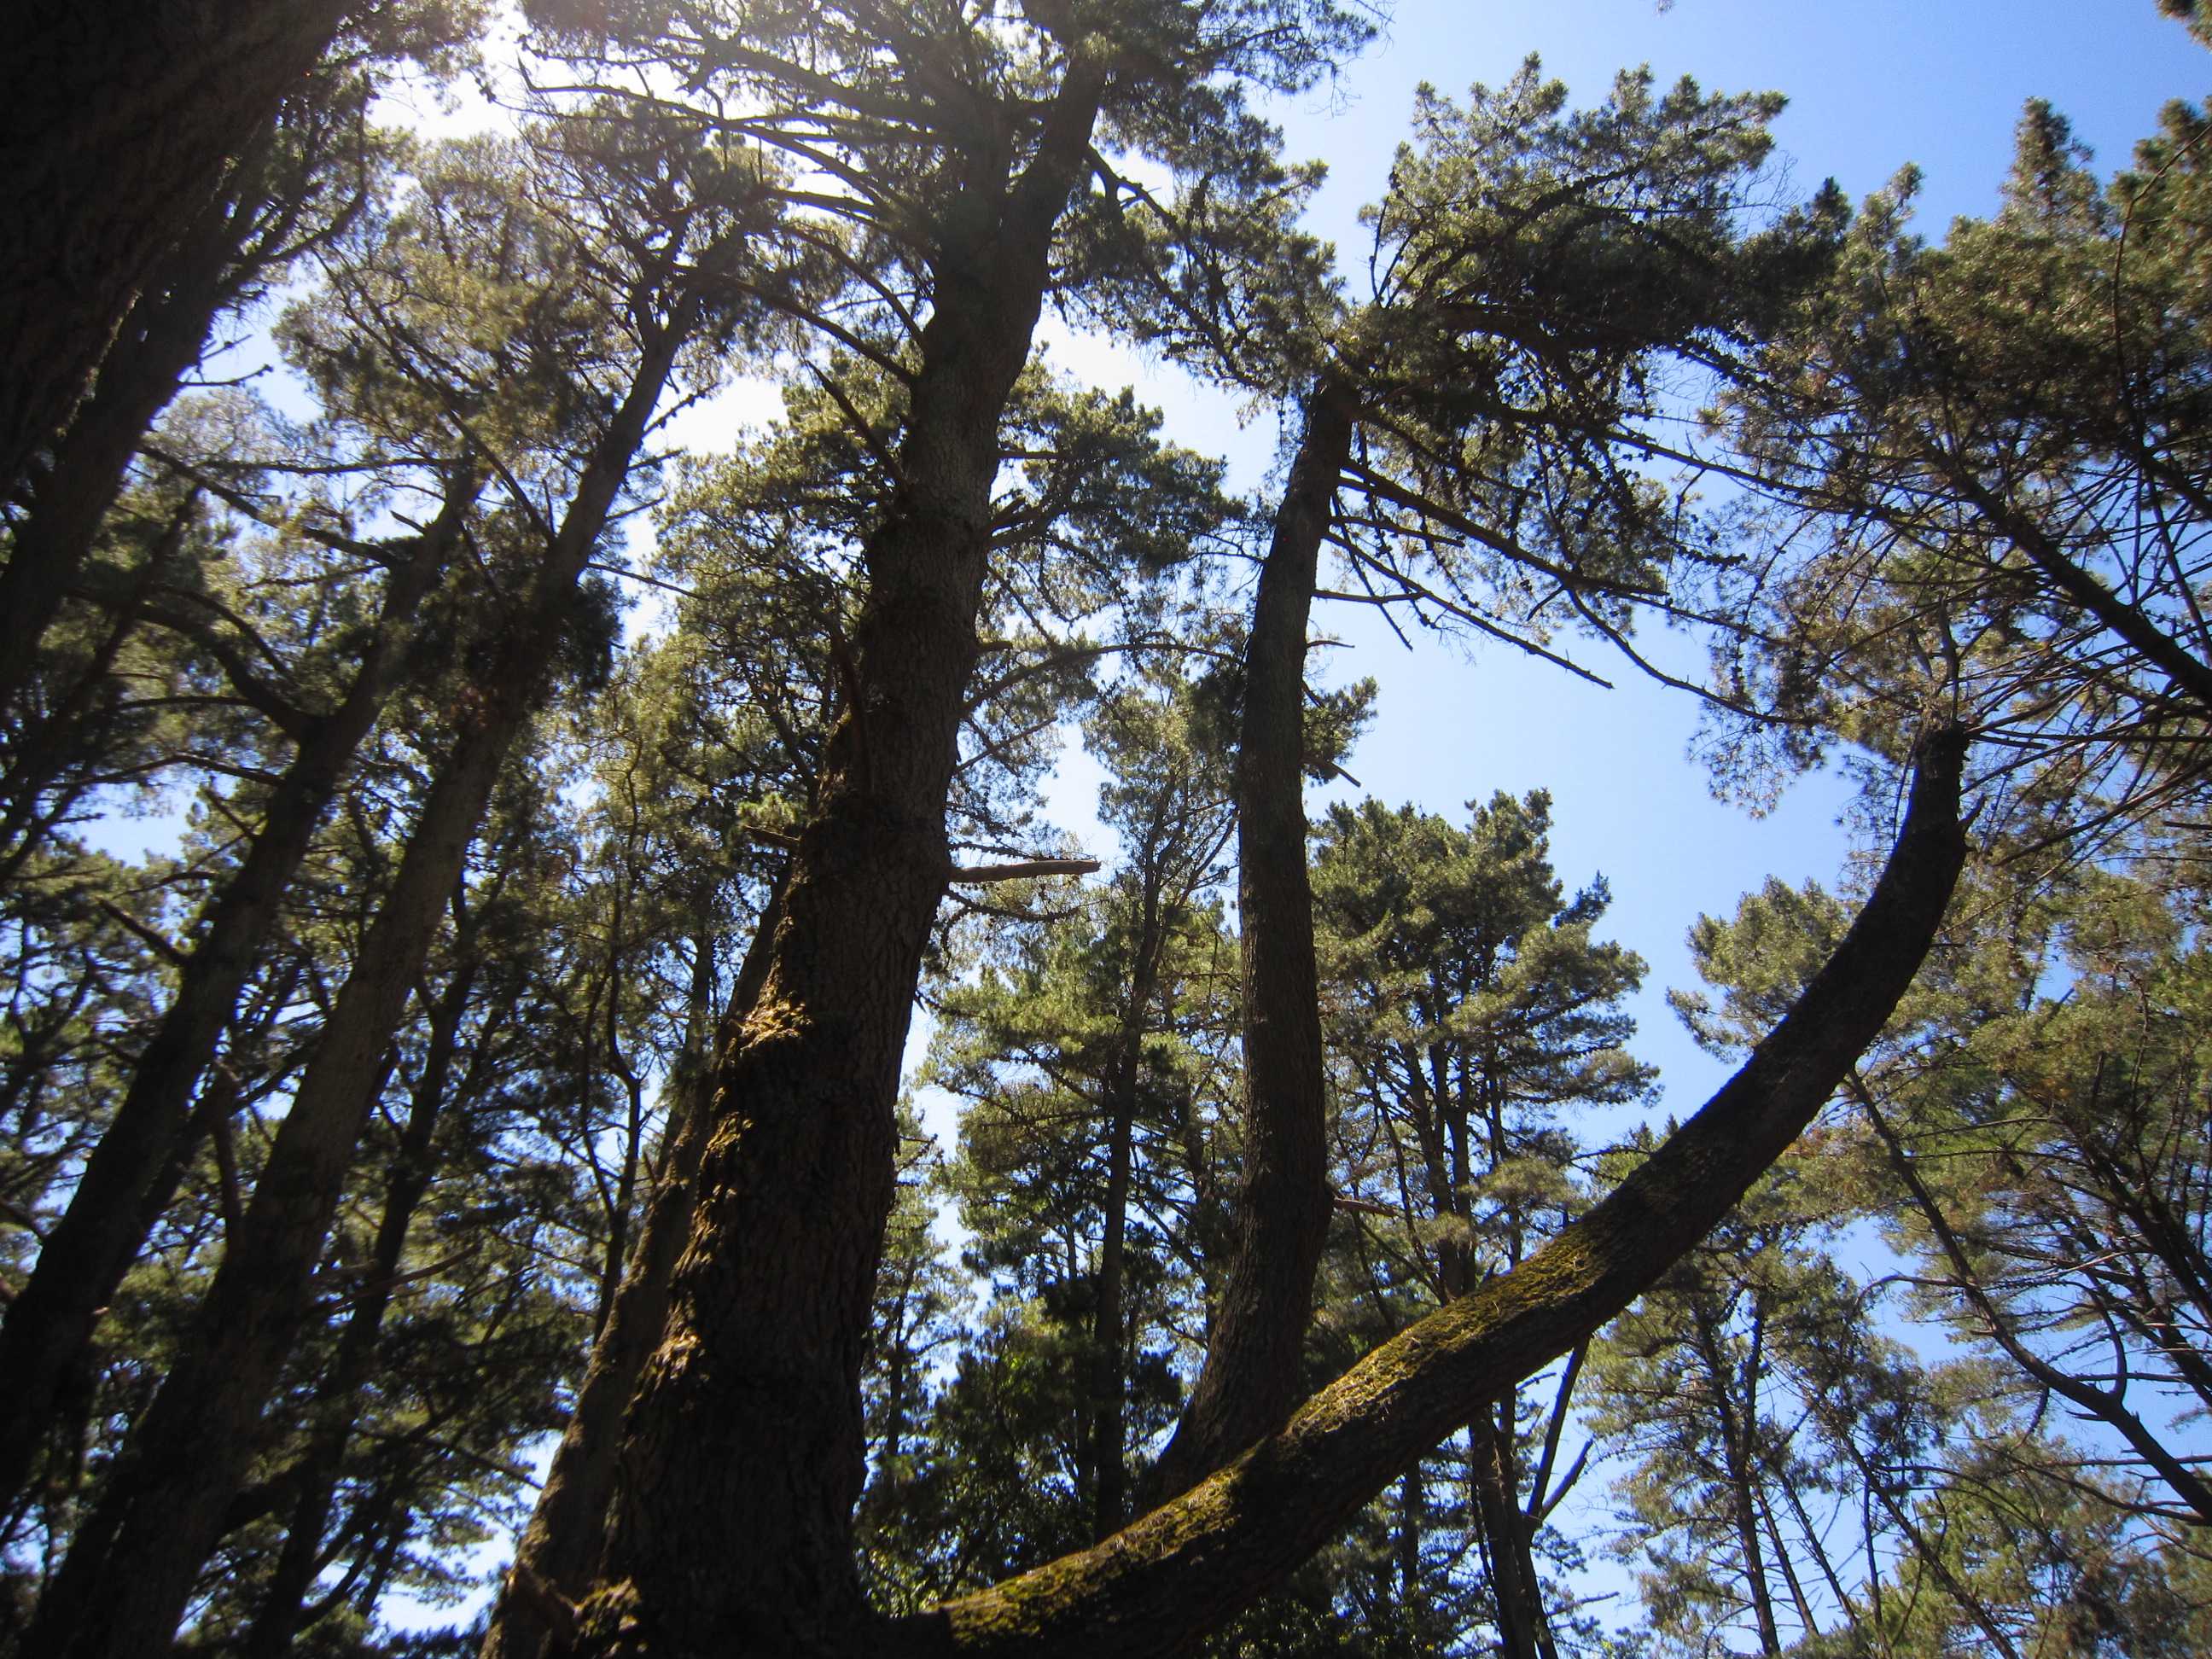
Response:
1941,463,2212,717
1691,1310,1783,1657
482,873,789,1659
0,129,269,721
1807,1385,2026,1659
1091,873,1171,1541
1469,1404,1546,1659
1144,374,1359,1505
0,475,474,1515
0,0,347,501
1395,1470,1421,1604
1408,1047,1467,1301
594,884,644,1334
1754,1481,1820,1644
240,958,477,1659
1855,1077,2212,1522
652,913,725,1187
900,726,1967,1659
20,318,687,1659
1092,1082,1138,1542
0,494,195,863
570,70,1110,1659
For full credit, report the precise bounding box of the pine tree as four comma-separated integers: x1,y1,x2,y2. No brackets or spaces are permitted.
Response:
0,20,2023,1656
17,112,783,1659
1316,790,1650,1659
0,3,483,576
911,655,1243,1554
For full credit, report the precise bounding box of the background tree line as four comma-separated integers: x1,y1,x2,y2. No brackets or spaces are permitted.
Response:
0,0,2208,1654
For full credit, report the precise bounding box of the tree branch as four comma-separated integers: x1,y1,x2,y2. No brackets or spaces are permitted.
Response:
949,859,1102,884
901,724,1970,1659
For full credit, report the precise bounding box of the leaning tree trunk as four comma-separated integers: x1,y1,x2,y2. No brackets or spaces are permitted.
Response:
896,725,1969,1659
241,958,478,1659
0,0,349,504
0,474,475,1516
19,317,690,1659
482,870,789,1659
1143,374,1360,1505
566,67,1112,1659
0,123,275,722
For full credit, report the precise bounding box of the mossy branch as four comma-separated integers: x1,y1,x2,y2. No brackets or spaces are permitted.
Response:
901,724,1970,1659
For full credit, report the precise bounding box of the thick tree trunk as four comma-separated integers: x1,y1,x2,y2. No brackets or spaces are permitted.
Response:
0,131,270,721
20,323,685,1659
569,69,1109,1659
482,873,789,1659
0,475,474,1516
0,1,348,502
241,961,476,1659
901,725,1968,1659
1144,375,1359,1505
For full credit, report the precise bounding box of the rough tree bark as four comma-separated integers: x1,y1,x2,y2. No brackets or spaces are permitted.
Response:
0,0,350,503
0,473,477,1516
482,871,790,1659
895,724,1967,1659
20,311,693,1659
1143,374,1360,1505
566,61,1114,1659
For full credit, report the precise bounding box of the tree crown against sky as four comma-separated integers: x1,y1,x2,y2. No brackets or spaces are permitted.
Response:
1,5,2209,1658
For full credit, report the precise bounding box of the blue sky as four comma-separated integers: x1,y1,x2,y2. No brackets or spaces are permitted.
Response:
1027,0,2212,1121
1289,0,2206,242
205,0,2212,1120
356,3,2209,1628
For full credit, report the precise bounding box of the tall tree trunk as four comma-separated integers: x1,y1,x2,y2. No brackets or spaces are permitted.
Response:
20,317,688,1659
1091,872,1171,1541
1691,1309,1783,1657
0,125,272,722
569,68,1110,1659
1395,1469,1421,1604
240,958,477,1659
1144,374,1359,1505
0,1,349,503
1092,1079,1138,1542
0,494,195,866
1468,1402,1549,1659
899,725,1968,1659
0,474,474,1515
482,872,789,1659
593,883,645,1335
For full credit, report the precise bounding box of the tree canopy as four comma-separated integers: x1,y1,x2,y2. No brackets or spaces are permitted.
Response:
0,4,2208,1657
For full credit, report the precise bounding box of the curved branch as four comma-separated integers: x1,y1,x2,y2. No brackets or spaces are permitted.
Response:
909,724,1970,1659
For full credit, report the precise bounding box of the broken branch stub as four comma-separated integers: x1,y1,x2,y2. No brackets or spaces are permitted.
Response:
950,859,1103,885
